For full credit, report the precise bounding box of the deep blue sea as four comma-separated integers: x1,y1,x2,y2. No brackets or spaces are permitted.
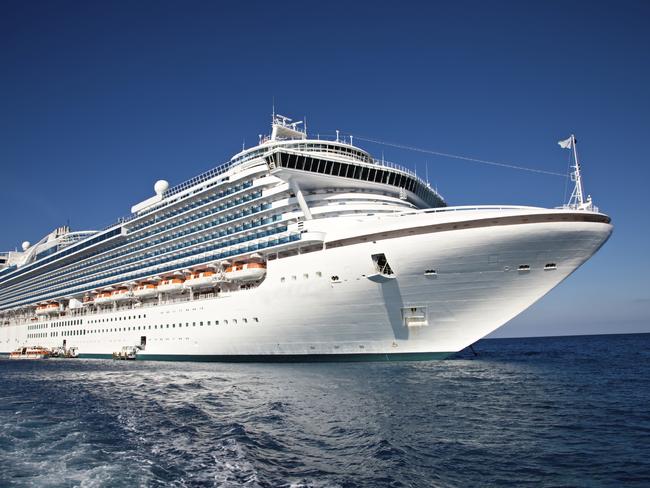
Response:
1,333,649,487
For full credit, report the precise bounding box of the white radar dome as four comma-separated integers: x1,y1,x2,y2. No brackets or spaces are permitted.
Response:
154,180,169,195
21,241,31,251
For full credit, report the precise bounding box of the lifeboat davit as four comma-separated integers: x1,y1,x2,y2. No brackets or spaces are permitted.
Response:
111,288,133,302
184,270,218,289
225,262,267,282
94,291,114,305
133,283,158,299
158,277,185,294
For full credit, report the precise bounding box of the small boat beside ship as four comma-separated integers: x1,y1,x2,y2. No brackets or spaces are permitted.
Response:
112,345,138,360
50,346,79,358
9,346,51,359
8,344,80,360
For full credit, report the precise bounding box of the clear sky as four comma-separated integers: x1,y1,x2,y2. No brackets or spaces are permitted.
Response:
1,1,648,337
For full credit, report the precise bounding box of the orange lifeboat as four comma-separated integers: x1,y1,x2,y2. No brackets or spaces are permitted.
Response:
225,262,267,282
94,290,114,305
133,282,158,299
158,277,185,294
111,288,133,302
35,304,50,316
35,303,59,316
184,270,218,289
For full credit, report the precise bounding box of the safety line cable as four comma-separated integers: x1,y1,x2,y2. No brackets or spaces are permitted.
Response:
348,134,568,178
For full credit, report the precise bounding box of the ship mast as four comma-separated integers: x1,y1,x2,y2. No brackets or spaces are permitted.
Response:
561,134,596,212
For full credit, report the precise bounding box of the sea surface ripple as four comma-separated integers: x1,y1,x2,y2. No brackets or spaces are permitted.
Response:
1,333,649,487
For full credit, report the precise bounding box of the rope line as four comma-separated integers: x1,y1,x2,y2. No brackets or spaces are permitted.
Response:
349,134,568,178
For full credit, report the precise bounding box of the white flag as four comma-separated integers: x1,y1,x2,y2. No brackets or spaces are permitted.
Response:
558,136,573,149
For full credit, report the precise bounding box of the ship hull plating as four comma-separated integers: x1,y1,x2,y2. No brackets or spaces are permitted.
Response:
0,215,612,361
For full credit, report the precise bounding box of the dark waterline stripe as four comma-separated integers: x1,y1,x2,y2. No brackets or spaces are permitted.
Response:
76,352,454,363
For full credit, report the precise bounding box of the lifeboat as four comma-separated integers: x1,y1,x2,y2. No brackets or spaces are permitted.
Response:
111,288,133,303
184,270,218,289
133,283,158,299
10,346,51,360
94,291,114,305
82,295,95,306
225,262,267,282
158,277,185,294
36,303,60,316
35,304,49,316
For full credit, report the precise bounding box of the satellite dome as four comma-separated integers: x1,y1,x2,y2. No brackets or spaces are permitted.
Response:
21,241,31,251
154,180,169,195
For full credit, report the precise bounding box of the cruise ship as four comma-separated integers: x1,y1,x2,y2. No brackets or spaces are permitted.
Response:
0,116,612,360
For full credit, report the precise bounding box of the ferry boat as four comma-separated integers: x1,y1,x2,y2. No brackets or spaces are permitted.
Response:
0,116,612,361
9,346,50,359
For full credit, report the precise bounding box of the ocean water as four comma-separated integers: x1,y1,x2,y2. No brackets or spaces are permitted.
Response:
1,334,649,487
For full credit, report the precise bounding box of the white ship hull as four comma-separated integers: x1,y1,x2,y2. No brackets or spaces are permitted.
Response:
0,117,612,362
0,209,612,360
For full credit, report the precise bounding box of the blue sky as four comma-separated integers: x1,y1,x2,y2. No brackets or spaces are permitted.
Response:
1,1,648,337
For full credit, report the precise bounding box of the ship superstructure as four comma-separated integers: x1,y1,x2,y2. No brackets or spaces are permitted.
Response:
0,116,612,360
